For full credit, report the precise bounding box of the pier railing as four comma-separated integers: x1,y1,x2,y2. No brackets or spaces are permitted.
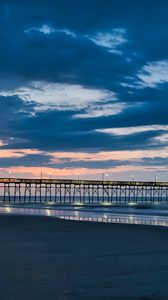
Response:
0,178,168,204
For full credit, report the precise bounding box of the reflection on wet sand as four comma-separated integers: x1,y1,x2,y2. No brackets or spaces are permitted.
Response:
1,206,168,227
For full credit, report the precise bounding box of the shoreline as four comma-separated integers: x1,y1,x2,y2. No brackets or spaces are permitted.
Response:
1,205,168,228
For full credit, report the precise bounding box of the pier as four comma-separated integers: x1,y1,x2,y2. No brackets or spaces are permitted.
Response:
0,178,168,204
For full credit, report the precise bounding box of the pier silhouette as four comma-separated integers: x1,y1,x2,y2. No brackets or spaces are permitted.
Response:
0,178,168,204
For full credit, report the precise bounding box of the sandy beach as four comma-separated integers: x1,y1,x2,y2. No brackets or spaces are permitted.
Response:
0,215,168,299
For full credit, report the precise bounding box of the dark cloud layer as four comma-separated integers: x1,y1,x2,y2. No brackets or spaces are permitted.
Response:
0,1,168,171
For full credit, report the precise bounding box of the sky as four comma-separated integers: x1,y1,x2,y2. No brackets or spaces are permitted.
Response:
0,0,168,180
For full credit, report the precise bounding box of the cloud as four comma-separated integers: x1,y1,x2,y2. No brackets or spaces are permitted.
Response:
1,148,168,163
50,149,168,163
0,12,137,92
138,60,168,88
87,28,127,54
25,24,55,34
0,140,6,147
74,103,125,118
25,24,76,37
1,147,168,171
0,81,124,118
96,125,168,136
0,95,36,143
0,149,44,158
0,81,114,108
154,133,168,143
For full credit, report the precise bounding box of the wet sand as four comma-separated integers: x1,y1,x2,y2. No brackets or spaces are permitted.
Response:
0,215,168,299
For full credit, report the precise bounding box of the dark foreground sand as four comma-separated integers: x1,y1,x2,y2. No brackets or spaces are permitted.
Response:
0,216,168,300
